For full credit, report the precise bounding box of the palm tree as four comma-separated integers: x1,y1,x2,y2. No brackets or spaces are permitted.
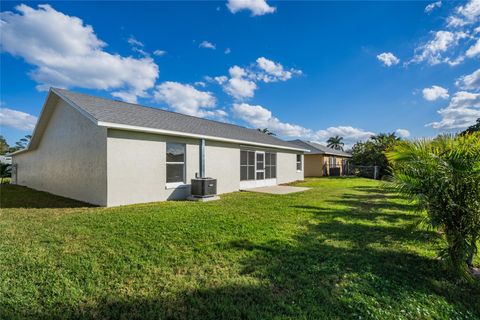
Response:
371,132,400,145
386,133,480,279
9,134,32,153
326,136,344,150
257,128,276,136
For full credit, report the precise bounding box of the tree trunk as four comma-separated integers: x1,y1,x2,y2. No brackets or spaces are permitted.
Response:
466,236,477,268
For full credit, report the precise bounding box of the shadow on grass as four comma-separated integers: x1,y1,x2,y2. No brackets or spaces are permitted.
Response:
0,184,94,209
2,182,479,319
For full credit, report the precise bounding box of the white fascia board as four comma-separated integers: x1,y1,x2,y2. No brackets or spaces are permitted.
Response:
51,88,99,124
98,121,308,152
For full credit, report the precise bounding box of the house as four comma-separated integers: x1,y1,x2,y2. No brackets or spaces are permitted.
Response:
288,139,351,177
11,88,306,206
0,155,12,165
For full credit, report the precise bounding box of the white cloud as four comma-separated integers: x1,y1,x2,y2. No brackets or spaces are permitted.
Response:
153,81,226,119
408,0,480,66
422,85,449,101
211,58,301,100
456,0,480,24
213,76,228,84
226,0,276,16
231,102,374,146
446,16,469,28
232,103,311,137
425,1,442,13
254,57,302,82
427,91,480,129
395,129,411,138
376,52,400,66
0,108,37,131
224,48,231,54
456,68,480,90
199,41,216,49
0,4,159,102
127,36,144,47
220,65,257,100
194,81,206,87
314,126,374,145
411,31,467,65
229,65,247,78
224,78,257,100
466,38,480,57
153,50,167,56
446,0,480,27
110,91,139,104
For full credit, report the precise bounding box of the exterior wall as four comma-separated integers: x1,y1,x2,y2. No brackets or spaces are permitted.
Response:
304,154,350,177
12,100,108,206
304,154,325,177
204,140,240,195
106,129,304,206
326,155,349,175
276,151,304,184
106,130,200,206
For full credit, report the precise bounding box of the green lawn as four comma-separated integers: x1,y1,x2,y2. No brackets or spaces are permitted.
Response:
1,178,479,319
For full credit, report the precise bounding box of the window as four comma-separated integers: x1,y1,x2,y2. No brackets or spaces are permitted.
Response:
329,156,337,168
240,150,255,181
265,152,277,179
166,143,185,184
296,154,303,171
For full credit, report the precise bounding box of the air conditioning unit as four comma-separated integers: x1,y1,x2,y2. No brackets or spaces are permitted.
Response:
191,178,217,197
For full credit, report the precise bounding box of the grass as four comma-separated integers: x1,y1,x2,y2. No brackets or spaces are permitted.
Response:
1,177,479,319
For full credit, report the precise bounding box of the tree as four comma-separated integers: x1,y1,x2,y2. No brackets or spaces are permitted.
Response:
461,118,480,135
0,135,9,155
0,163,11,184
257,128,276,136
9,135,32,153
386,133,480,279
326,136,344,151
351,132,400,178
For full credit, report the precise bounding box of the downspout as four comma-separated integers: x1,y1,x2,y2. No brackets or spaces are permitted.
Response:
199,139,205,178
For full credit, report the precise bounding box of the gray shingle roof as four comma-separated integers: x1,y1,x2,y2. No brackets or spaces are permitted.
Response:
288,139,352,157
53,88,304,151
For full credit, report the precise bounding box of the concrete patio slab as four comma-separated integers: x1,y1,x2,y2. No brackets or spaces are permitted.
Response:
242,186,310,195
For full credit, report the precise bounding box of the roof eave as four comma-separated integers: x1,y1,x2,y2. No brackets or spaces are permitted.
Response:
98,121,309,152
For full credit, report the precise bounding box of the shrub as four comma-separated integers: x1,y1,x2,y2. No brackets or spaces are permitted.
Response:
386,133,480,279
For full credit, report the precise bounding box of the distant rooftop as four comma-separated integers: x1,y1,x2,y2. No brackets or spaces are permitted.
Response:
288,139,352,157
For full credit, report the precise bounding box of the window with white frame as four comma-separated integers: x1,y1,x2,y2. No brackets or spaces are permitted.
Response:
265,152,277,179
296,154,302,171
166,143,185,184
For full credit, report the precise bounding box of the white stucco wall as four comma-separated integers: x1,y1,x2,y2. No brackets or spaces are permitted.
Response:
106,130,303,206
204,140,240,195
12,99,108,206
106,130,200,206
277,152,304,184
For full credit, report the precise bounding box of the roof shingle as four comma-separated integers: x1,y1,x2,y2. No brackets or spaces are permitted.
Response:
53,88,304,151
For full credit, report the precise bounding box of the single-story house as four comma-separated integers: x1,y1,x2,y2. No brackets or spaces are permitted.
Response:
11,88,306,206
288,139,352,177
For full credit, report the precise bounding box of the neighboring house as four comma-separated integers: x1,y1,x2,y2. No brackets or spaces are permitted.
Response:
0,155,12,165
11,88,306,206
288,139,352,177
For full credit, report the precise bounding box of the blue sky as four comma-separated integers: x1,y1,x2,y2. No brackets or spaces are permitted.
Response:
1,0,479,147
